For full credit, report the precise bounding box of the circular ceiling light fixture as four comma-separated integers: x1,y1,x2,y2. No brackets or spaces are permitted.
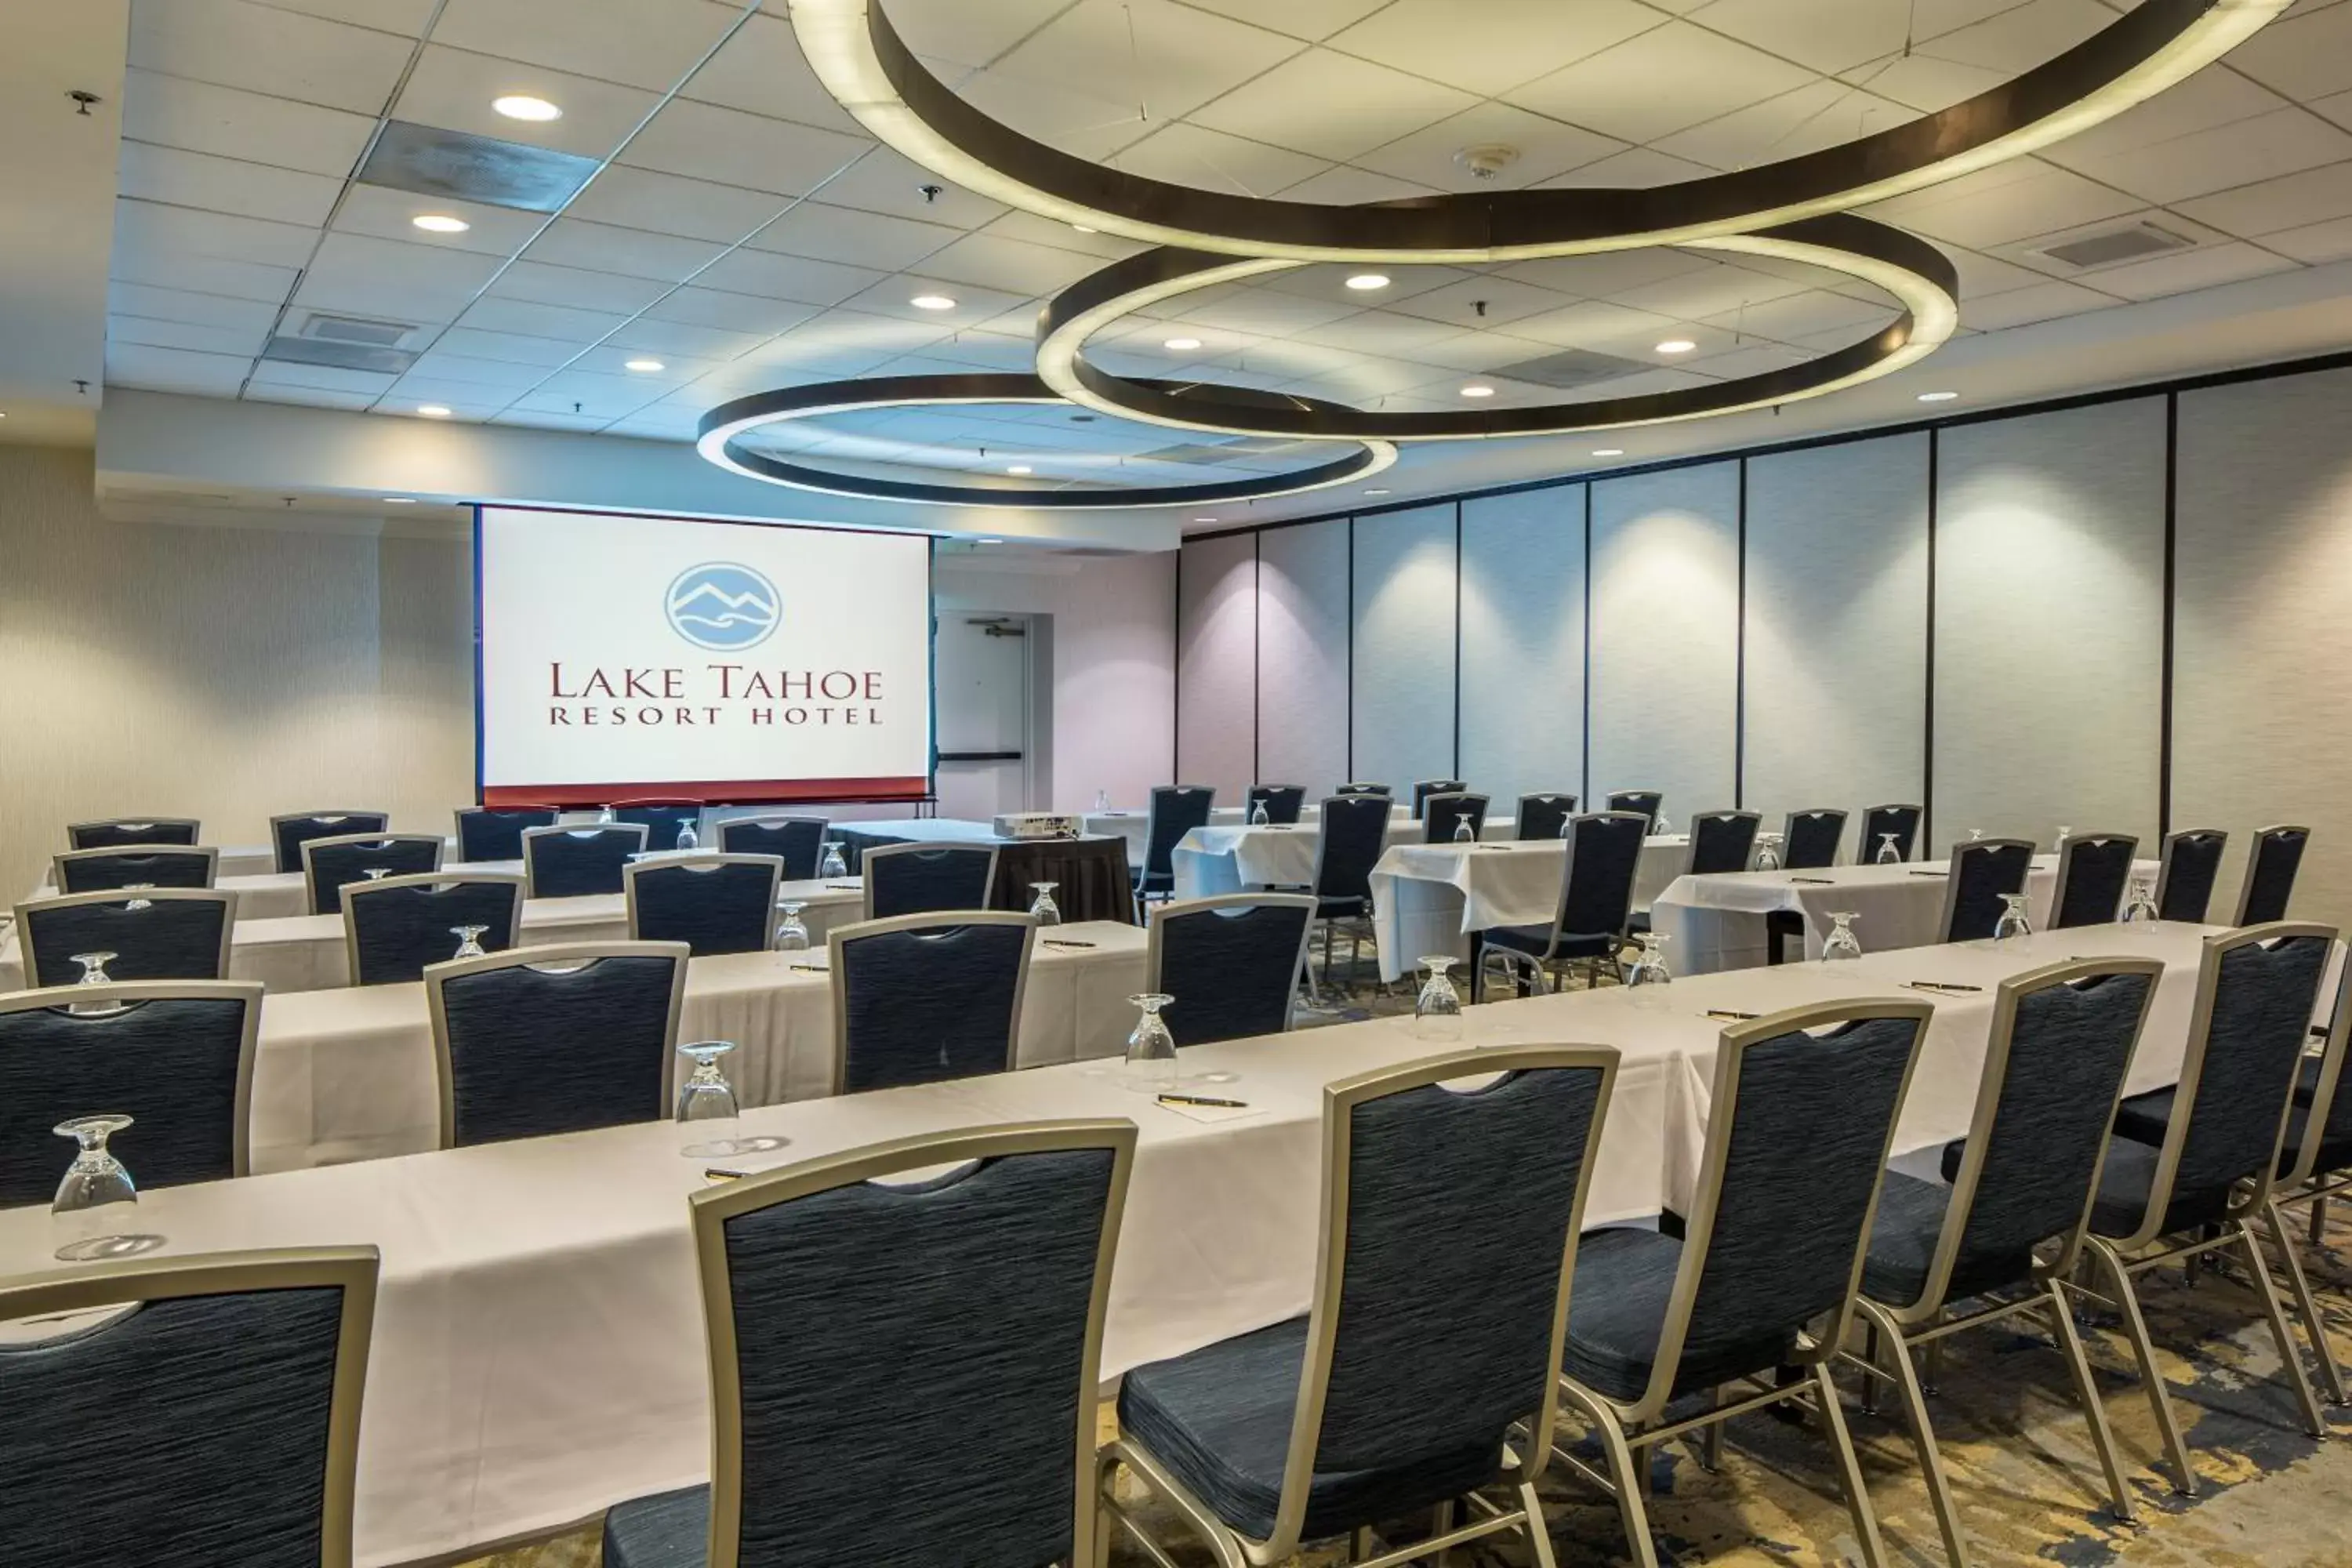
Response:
1917,390,1961,401
411,214,470,234
698,373,1397,509
1163,336,1202,350
1655,339,1697,354
416,405,452,418
624,358,666,372
1345,273,1391,291
789,0,2285,263
492,94,562,122
1458,384,1497,399
1006,463,1033,474
909,292,957,310
1591,448,1624,457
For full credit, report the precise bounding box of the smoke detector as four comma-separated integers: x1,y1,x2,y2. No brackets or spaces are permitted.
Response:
1455,143,1520,181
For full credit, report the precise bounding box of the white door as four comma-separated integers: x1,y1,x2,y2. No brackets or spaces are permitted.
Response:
933,613,1035,820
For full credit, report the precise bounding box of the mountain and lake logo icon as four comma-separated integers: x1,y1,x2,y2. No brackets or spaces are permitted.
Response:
665,561,781,652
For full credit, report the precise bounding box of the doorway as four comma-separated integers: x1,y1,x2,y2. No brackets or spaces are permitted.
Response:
933,612,1051,820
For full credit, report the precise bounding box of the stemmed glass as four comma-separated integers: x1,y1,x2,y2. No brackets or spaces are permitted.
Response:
1752,833,1784,873
1654,811,1674,836
52,1115,165,1262
1029,882,1062,925
1093,789,1111,813
1821,912,1864,961
597,804,617,825
1249,797,1270,826
675,1041,785,1158
1411,956,1464,1040
1875,833,1902,866
774,901,810,951
1451,815,1475,843
2053,825,2072,855
818,840,848,880
363,867,391,882
1993,893,2033,946
1122,994,1178,1091
2122,874,2159,924
122,881,156,913
70,952,120,1014
676,819,699,851
450,924,489,960
1969,827,1987,842
1626,933,1672,987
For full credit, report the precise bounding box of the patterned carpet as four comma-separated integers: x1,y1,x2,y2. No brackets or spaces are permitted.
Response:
460,967,2352,1567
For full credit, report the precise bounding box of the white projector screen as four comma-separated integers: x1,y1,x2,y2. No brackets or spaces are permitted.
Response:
476,506,934,805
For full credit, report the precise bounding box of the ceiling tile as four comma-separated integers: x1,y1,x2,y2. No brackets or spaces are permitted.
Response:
377,382,511,418
490,259,673,314
1684,342,1812,379
2264,211,2352,263
1534,145,1719,188
1275,164,1444,205
1494,248,1716,297
1503,21,1816,144
605,315,780,361
1493,299,1682,353
677,13,863,134
1112,122,1330,198
562,165,786,244
104,342,253,394
427,0,742,92
978,209,1153,260
1867,162,2142,249
430,325,584,365
518,370,669,417
2034,62,2288,169
565,343,719,383
1955,277,2120,331
522,219,729,283
1918,0,2113,72
1287,310,1475,358
887,0,1082,67
2081,240,2299,301
1188,49,1479,162
246,383,375,410
120,69,377,178
292,232,509,324
1853,51,2006,114
390,45,662,161
453,296,633,341
838,274,1034,328
1351,101,1626,191
815,147,1011,229
2202,0,2352,100
2058,108,2352,205
1680,0,1918,74
1326,0,1664,96
2309,88,2352,134
1162,0,1389,42
984,0,1302,129
397,350,557,389
107,281,282,334
114,197,321,270
619,100,870,198
2176,159,2352,237
1381,274,1587,328
747,201,960,270
694,249,890,307
118,140,344,227
253,0,437,28
107,313,270,357
247,359,397,394
1611,260,1810,320
1650,78,1917,172
1696,288,1890,343
495,408,615,431
644,286,822,336
330,183,547,256
912,233,1105,295
129,0,414,114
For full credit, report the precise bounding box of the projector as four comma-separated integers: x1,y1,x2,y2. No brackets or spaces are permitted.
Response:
993,812,1081,840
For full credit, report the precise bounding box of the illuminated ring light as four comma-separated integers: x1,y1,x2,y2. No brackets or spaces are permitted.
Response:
792,0,2284,263
697,373,1399,508
1035,215,1961,442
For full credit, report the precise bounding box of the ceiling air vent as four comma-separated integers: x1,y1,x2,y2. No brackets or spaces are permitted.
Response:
262,313,423,376
297,312,412,349
2033,220,2194,270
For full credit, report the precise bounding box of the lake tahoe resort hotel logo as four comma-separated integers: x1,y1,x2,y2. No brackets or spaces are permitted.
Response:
542,561,890,730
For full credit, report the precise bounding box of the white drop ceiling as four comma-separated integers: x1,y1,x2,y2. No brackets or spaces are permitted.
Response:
35,0,2352,522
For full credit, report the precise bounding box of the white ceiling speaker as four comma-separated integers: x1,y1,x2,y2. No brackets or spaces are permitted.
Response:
1454,143,1520,182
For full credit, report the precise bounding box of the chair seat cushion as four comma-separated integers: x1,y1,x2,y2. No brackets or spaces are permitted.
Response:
1862,1171,2037,1311
1562,1227,1796,1405
1315,896,1368,920
1625,911,1651,936
603,1483,709,1568
2089,1134,2234,1239
2111,1087,2174,1148
1478,925,1614,961
1116,1316,1504,1543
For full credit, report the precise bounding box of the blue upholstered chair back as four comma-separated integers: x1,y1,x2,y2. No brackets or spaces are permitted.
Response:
1941,838,2034,942
864,844,996,920
2238,826,2309,925
0,985,258,1207
1860,804,1922,863
1334,782,1391,797
613,803,702,848
709,1137,1123,1566
1140,785,1217,888
453,807,555,862
1688,811,1760,875
2052,833,2138,928
0,1249,376,1567
833,916,1033,1094
54,848,216,894
1675,1014,1921,1397
1515,793,1577,842
2168,932,2329,1200
522,824,648,898
1310,1062,1607,1481
270,812,387,875
1554,811,1646,942
1606,790,1662,829
20,892,232,989
1781,808,1846,870
719,818,827,879
2155,828,2227,923
68,818,199,850
303,835,445,916
1421,792,1489,845
1245,785,1307,825
1149,896,1312,1046
1410,779,1467,821
1311,793,1392,908
2293,968,2352,1167
430,946,683,1146
627,856,782,956
345,877,523,985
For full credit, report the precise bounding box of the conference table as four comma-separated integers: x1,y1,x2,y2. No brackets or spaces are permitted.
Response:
828,819,1135,923
1083,800,1414,863
0,918,2284,1568
1362,835,1694,981
244,920,1149,1172
1174,817,1598,905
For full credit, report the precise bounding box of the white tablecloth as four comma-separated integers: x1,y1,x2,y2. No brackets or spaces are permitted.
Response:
1086,803,1409,865
0,920,2276,1568
1646,855,2161,975
245,920,1149,1171
1172,816,1531,900
1364,836,1693,981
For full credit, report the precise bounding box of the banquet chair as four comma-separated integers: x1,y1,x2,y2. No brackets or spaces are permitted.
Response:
1937,838,2035,943
270,811,390,875
1475,811,1646,1000
15,888,237,988
0,979,262,1207
427,941,688,1148
829,913,1034,1094
626,854,784,956
1145,894,1316,1046
612,801,705,851
1782,808,1846,870
2083,924,2336,1491
1105,1045,1616,1568
1552,1000,1929,1568
1244,782,1307,825
718,816,828,879
602,1120,1134,1568
1303,792,1391,1001
521,823,649,898
300,833,447,916
2262,963,2352,1405
0,1246,379,1567
53,845,218,895
1606,789,1663,831
452,806,557,862
1334,781,1392,797
1421,790,1490,844
67,815,200,850
1847,959,2161,1562
1859,803,1923,865
2051,832,2140,928
2235,824,2310,925
1132,784,1217,915
1410,778,1467,820
2154,828,2227,923
862,842,999,921
1516,792,1578,842
1625,808,1757,939
343,873,524,985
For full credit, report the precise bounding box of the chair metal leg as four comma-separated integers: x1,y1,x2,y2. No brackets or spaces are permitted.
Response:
1857,1320,1882,1416
2264,1199,2349,1405
2045,1278,2136,1523
1704,1388,1726,1472
1857,1300,1969,1568
2234,1220,2328,1436
1514,1478,1561,1568
2313,1194,2330,1251
1425,1499,1454,1568
1349,1525,1375,1561
2086,1236,2197,1496
1559,1381,1662,1568
1812,1363,1893,1568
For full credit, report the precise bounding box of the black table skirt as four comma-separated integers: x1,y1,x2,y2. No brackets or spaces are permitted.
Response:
831,829,1135,924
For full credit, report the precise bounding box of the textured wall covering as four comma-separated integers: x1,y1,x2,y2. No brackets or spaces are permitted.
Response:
1588,463,1740,819
1175,532,1257,800
1459,488,1585,811
1350,506,1458,791
2173,365,2352,927
1256,519,1351,800
1744,434,1929,855
1933,399,2166,854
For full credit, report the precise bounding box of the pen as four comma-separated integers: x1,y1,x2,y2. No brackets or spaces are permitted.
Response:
1904,980,1983,993
824,884,860,891
1043,938,1097,949
1705,1009,1759,1022
1156,1092,1248,1109
1788,875,1834,884
704,1167,747,1181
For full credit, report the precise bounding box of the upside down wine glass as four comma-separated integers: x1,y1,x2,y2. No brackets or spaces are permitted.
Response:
2122,874,2159,924
1626,933,1673,987
1411,956,1465,1040
1451,815,1475,843
1029,882,1062,925
122,881,156,913
52,1115,165,1262
1249,798,1270,826
774,901,810,951
676,819,699,851
818,840,848,880
450,924,489,960
1123,994,1178,1091
1875,833,1901,866
70,952,119,1014
1752,833,1784,873
675,1040,785,1158
1821,912,1864,962
1993,893,2033,946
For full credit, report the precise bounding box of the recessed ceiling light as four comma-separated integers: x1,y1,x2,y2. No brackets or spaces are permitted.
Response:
417,405,452,418
1917,390,1960,402
492,95,561,122
1193,516,1218,524
1655,339,1696,354
1163,336,1201,350
383,496,416,503
977,536,1004,543
1345,272,1390,291
1363,487,1391,495
1592,448,1624,457
1459,383,1495,398
910,293,956,310
623,358,666,372
411,213,470,234
1072,223,1098,234
1007,463,1032,474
